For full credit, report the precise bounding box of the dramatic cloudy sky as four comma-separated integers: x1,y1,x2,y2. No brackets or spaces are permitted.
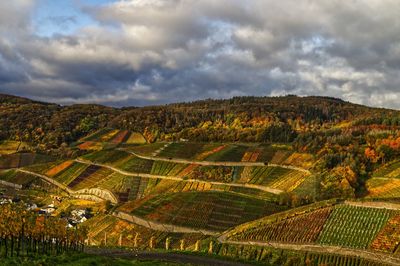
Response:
0,0,400,108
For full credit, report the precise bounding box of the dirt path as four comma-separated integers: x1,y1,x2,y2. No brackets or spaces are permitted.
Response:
17,169,118,203
114,211,219,236
345,200,400,210
17,169,74,194
123,149,310,174
85,248,252,266
218,237,400,266
75,159,283,195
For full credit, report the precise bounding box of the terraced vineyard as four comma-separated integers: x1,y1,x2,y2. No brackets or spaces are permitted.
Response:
82,149,131,165
150,161,187,176
130,191,288,231
80,128,146,146
43,159,162,201
124,143,167,156
205,145,249,162
366,178,400,198
84,214,205,249
373,161,400,178
0,141,29,155
304,253,383,266
0,169,38,186
230,207,332,243
158,142,207,159
370,214,400,253
0,153,54,169
118,155,154,174
239,165,307,191
317,205,394,249
52,162,89,186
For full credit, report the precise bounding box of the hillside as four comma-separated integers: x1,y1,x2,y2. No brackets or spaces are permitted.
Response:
3,94,400,265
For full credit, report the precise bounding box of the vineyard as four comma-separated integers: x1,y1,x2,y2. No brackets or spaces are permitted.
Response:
373,161,400,178
0,141,29,155
150,161,187,176
0,203,87,257
84,214,205,250
42,160,162,202
158,142,207,159
187,165,234,183
205,145,249,162
0,153,54,169
82,149,131,165
230,207,332,243
123,143,166,156
212,243,385,266
52,162,89,186
0,169,38,187
238,166,307,191
80,128,146,145
317,205,394,249
118,155,154,174
130,191,287,231
370,214,400,253
366,178,400,198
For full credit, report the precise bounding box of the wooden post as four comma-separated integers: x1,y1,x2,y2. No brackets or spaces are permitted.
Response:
134,233,139,248
208,241,213,254
118,234,122,247
149,236,155,249
194,240,200,252
180,239,185,251
104,232,107,246
165,237,170,250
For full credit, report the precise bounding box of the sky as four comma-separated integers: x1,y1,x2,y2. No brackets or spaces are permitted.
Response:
0,0,400,108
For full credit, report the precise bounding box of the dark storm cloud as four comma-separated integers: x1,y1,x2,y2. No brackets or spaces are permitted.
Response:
0,0,400,108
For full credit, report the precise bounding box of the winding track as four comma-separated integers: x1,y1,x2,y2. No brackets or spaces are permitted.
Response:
122,149,311,174
16,169,118,203
114,211,219,236
75,158,284,194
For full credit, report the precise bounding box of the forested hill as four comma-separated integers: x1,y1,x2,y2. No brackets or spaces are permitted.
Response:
1,94,398,148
